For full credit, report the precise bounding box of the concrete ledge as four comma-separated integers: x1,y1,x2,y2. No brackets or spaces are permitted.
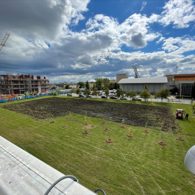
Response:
0,136,95,195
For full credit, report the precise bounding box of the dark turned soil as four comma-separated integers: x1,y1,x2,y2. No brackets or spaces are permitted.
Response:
4,97,177,131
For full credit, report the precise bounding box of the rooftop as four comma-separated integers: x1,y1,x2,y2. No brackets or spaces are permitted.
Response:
167,73,195,77
118,77,168,84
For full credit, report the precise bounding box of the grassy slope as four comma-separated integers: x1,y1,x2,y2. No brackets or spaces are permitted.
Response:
0,97,195,194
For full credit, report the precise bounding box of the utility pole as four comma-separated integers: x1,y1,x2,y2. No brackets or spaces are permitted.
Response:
0,33,10,52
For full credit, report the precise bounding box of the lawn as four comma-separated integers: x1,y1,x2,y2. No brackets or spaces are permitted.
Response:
0,97,195,194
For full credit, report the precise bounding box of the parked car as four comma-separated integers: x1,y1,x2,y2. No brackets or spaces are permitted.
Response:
132,97,142,101
101,95,107,99
79,94,86,98
120,97,128,100
67,93,72,97
110,96,117,99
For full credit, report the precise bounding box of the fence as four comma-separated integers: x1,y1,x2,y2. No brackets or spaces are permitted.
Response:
0,94,49,103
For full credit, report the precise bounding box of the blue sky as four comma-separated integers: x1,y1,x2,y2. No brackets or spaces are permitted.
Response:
0,0,194,83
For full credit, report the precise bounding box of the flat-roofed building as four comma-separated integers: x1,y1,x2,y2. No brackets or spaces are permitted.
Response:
118,77,168,94
167,74,195,98
0,74,49,95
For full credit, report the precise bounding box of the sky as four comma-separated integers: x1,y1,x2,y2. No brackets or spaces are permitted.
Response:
0,0,195,83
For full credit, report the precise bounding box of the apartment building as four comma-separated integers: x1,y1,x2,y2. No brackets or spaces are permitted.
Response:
0,74,49,95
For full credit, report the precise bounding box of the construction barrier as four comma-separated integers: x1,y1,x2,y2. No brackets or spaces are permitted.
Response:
0,93,49,103
0,99,8,103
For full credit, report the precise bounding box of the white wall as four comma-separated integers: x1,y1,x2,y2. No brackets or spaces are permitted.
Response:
119,83,167,93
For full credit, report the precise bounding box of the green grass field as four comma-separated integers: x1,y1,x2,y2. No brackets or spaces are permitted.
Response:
0,97,195,194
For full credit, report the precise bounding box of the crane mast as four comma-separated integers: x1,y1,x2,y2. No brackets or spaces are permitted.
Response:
132,65,139,78
0,33,10,52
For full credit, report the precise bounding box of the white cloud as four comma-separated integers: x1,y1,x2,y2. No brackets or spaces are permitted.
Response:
0,0,90,40
119,13,160,48
162,37,195,54
86,13,160,49
43,13,161,73
0,0,91,75
161,0,195,28
0,0,195,83
48,73,112,83
140,1,147,12
1,33,48,65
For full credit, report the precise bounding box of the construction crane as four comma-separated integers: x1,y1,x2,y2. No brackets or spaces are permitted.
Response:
0,33,10,52
132,65,139,78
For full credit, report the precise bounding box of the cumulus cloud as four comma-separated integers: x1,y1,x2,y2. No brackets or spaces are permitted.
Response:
161,0,195,28
86,13,160,49
108,49,195,77
162,37,195,54
120,13,160,48
0,0,194,83
0,0,91,76
130,33,146,47
45,13,161,73
0,0,90,39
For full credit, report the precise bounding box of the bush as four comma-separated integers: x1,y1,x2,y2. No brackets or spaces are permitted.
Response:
140,90,150,102
127,91,136,98
156,89,169,100
76,88,80,94
105,88,109,96
51,91,58,96
84,89,90,96
92,88,98,95
116,89,124,97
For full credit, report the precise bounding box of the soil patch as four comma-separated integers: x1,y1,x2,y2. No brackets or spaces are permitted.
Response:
4,97,176,131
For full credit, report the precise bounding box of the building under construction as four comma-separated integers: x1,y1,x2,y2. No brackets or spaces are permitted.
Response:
0,74,49,95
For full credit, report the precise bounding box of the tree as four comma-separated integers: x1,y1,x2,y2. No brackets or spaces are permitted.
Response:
84,89,90,96
76,88,80,94
140,90,150,102
95,78,103,90
114,82,120,89
109,82,119,90
65,84,70,89
102,78,110,90
127,91,136,98
77,82,85,88
86,81,90,90
157,89,169,101
95,78,111,90
105,88,109,97
116,89,123,97
92,87,98,95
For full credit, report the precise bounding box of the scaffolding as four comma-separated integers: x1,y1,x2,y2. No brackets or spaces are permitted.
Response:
0,74,49,95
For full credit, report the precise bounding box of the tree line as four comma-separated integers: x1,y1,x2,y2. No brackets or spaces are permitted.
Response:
61,78,170,100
